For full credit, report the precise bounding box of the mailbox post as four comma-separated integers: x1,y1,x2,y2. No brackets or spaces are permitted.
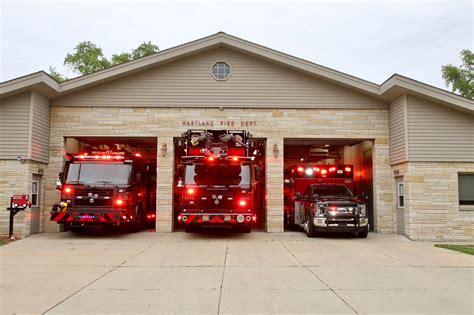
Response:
7,194,31,239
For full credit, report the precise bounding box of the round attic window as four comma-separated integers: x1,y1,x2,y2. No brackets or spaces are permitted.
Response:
212,61,231,80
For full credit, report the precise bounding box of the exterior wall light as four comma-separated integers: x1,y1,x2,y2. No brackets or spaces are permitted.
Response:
160,143,167,157
273,144,279,158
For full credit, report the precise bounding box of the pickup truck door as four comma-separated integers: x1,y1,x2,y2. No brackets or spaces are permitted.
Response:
294,200,305,224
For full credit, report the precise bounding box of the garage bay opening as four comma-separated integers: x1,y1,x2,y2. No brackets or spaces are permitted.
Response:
50,137,157,232
284,139,374,236
173,130,266,232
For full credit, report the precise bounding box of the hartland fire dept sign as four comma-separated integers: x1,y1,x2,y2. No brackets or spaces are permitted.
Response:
182,120,257,127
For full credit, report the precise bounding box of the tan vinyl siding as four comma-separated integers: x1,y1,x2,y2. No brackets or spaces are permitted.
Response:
0,92,30,159
407,95,474,162
53,47,387,109
389,95,407,165
30,92,50,163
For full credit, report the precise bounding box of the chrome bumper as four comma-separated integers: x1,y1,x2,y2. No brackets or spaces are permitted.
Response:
314,217,368,228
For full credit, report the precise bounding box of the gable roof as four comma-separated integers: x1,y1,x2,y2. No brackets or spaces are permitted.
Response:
1,32,473,113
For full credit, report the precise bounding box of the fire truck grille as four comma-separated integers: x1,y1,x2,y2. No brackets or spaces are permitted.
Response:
206,186,228,191
74,189,114,196
74,199,114,207
71,188,115,208
186,195,247,211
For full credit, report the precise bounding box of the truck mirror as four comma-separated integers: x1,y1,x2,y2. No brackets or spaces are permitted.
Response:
55,172,63,190
255,167,261,181
176,165,183,177
136,173,143,184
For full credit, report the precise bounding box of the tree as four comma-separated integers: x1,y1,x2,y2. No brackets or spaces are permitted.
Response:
131,41,159,59
48,41,159,81
64,41,111,76
48,66,66,83
442,49,474,99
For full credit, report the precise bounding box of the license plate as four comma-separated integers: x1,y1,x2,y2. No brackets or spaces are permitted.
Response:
224,215,231,221
78,214,96,219
202,215,209,221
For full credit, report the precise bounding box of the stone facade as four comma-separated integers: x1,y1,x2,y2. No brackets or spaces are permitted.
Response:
41,106,394,234
0,160,47,237
392,162,474,241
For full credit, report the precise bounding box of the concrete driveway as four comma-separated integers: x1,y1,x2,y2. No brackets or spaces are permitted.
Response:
1,231,472,315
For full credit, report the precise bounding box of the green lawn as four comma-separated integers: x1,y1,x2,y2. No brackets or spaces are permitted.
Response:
0,239,8,246
435,244,474,255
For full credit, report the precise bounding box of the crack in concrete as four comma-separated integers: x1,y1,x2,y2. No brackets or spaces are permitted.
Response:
277,238,359,315
217,241,229,315
42,234,164,315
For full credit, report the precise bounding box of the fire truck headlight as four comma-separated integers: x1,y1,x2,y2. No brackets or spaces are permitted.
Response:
358,204,367,217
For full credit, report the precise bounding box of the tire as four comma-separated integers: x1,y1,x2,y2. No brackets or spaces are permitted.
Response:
70,226,85,233
285,212,298,231
185,225,196,233
357,226,369,238
305,214,316,237
129,205,145,233
239,225,252,233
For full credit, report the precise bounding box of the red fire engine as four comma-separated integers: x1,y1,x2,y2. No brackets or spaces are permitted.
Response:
284,164,369,237
175,130,260,233
50,150,156,232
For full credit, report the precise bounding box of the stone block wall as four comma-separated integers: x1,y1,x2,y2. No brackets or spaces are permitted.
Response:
392,162,474,241
0,160,47,237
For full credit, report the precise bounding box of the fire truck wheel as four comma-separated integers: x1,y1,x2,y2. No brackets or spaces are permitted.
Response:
184,225,198,233
304,215,316,238
70,226,86,233
357,227,369,238
238,225,252,233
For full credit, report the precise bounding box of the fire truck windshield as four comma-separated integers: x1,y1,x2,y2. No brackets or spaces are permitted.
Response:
309,184,353,198
185,164,250,188
66,163,132,185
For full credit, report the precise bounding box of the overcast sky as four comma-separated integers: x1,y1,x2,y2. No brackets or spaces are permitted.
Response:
1,0,472,90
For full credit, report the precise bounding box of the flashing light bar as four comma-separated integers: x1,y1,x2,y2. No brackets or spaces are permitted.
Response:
76,154,124,160
294,165,353,177
73,151,141,160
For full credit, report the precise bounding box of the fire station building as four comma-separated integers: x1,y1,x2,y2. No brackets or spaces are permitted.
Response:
1,33,473,241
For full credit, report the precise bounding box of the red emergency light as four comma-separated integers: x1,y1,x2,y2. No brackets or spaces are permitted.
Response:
75,153,125,160
228,147,245,156
231,156,239,161
239,199,247,207
297,166,304,173
115,199,124,206
207,156,215,162
345,166,352,172
187,188,195,195
63,186,73,194
188,147,202,156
